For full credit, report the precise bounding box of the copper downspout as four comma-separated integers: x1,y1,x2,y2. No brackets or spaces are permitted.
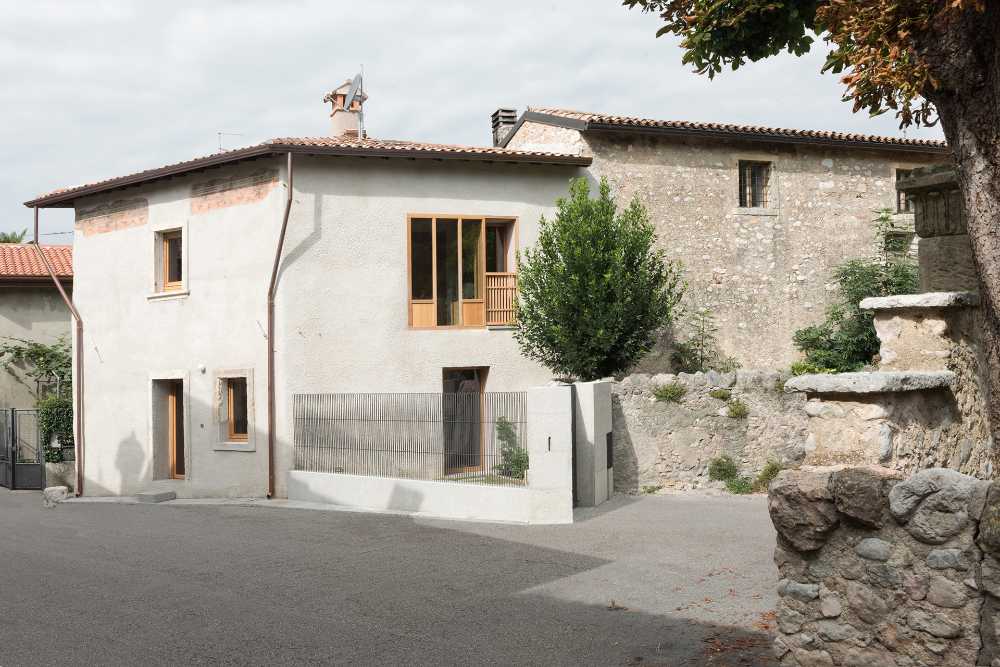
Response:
32,207,85,496
266,152,294,497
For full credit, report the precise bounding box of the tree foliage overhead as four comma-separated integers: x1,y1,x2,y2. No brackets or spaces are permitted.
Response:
514,177,685,382
622,0,985,127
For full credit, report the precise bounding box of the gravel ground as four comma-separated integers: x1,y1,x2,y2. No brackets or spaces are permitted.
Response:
0,489,778,666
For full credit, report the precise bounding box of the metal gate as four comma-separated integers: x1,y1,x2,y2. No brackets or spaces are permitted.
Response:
0,409,43,490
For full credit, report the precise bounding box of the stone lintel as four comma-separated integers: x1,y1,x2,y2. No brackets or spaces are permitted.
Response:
859,291,980,311
784,371,955,395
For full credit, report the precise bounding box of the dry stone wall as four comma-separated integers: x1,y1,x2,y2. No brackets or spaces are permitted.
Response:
769,466,1000,666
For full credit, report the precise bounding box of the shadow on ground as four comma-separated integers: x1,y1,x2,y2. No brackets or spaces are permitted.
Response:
0,490,776,666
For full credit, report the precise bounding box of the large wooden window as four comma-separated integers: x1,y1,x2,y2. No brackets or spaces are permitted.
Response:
226,377,249,442
408,216,517,328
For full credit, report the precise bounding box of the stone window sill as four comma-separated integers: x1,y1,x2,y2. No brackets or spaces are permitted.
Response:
732,207,778,217
148,289,190,302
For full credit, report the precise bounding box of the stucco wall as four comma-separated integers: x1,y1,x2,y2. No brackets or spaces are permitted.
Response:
73,154,580,498
507,121,943,367
0,283,72,408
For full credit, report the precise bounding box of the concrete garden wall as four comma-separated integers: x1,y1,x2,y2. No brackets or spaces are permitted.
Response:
768,466,1000,666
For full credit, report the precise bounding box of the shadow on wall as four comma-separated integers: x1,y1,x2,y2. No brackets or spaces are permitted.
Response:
114,430,147,496
611,394,639,495
276,189,323,285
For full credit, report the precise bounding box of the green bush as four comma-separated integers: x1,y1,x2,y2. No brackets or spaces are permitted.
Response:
493,417,528,479
725,476,754,494
708,388,731,401
641,484,663,494
653,381,686,402
793,253,918,372
790,361,835,376
514,177,685,381
37,395,73,450
752,461,783,492
44,448,64,463
727,399,749,419
708,455,738,482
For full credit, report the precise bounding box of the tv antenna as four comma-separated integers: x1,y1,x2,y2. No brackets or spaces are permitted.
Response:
217,131,243,151
342,68,365,138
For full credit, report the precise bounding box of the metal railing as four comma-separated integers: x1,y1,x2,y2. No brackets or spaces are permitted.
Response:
293,392,528,486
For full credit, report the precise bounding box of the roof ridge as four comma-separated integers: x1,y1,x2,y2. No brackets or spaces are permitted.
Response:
527,107,947,148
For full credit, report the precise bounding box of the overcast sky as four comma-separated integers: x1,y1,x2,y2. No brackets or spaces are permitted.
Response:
0,0,944,240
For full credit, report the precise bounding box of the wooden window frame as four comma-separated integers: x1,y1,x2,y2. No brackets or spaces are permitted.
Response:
896,168,915,213
406,214,518,330
162,229,183,292
226,377,249,442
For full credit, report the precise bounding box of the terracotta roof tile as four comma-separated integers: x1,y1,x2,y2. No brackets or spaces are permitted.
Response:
526,107,948,151
0,244,72,279
26,135,591,208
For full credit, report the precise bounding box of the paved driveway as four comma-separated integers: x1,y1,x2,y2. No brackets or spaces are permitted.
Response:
0,490,777,666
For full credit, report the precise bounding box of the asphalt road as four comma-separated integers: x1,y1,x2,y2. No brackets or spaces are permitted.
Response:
0,490,777,666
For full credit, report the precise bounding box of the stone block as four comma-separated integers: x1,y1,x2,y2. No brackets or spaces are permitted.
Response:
768,469,839,552
42,486,68,508
784,371,955,395
919,235,978,292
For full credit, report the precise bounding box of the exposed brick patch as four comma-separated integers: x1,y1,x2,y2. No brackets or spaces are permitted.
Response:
190,168,278,214
75,198,148,236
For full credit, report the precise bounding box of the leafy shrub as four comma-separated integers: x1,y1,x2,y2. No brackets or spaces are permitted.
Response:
708,455,738,482
708,388,731,401
44,448,64,463
725,476,754,494
793,252,918,372
0,337,72,399
790,361,834,376
727,399,749,419
37,395,73,450
514,177,685,381
752,461,783,492
672,307,741,373
653,381,686,402
493,417,528,479
641,484,663,494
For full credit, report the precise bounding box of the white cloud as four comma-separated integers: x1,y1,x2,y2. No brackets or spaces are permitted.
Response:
0,0,944,238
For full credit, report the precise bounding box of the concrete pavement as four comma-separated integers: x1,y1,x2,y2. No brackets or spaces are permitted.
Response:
0,489,777,666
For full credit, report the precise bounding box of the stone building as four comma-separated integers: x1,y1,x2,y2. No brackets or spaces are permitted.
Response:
498,108,948,367
0,244,72,408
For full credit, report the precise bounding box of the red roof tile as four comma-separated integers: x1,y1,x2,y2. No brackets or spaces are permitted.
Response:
26,135,591,208
524,107,949,152
0,244,72,279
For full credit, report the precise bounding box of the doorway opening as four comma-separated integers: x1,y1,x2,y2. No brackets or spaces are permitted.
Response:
442,368,487,474
153,379,185,480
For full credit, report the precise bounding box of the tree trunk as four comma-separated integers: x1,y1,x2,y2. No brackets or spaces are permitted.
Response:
916,5,1000,472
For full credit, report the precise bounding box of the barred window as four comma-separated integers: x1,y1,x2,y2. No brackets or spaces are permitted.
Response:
739,161,772,208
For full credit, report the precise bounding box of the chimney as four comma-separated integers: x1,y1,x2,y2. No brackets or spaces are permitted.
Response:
323,78,368,138
491,108,517,146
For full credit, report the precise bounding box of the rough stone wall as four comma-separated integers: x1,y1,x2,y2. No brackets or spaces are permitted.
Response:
507,120,943,367
768,466,1000,666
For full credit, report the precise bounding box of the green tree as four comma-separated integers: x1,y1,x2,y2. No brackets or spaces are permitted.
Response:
0,337,72,398
793,259,918,371
623,0,1000,453
515,177,685,381
0,229,27,243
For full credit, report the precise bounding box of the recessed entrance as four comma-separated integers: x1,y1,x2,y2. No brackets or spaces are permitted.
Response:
442,368,487,474
153,379,185,480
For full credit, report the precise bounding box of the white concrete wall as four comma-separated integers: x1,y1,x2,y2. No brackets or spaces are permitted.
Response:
72,154,581,498
573,380,613,507
287,383,575,524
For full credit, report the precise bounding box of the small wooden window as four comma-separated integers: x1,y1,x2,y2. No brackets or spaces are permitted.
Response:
227,377,248,442
162,230,183,291
738,161,772,208
896,169,915,213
